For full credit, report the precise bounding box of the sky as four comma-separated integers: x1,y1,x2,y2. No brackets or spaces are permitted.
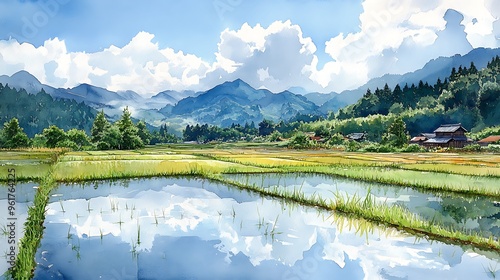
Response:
0,0,499,96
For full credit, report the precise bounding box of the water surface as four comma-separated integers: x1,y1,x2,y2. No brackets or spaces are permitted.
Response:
34,177,500,279
224,173,500,238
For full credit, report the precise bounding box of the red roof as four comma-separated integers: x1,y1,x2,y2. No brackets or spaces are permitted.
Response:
478,135,500,143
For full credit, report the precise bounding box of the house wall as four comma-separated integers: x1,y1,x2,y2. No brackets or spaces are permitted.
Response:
435,130,465,138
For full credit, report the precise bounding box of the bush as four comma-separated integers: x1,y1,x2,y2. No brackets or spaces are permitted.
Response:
288,132,313,149
56,139,78,150
400,144,427,153
345,140,361,152
487,144,500,153
268,131,283,142
463,143,482,152
327,133,345,145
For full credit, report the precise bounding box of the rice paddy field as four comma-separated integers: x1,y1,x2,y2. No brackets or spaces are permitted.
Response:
1,144,500,279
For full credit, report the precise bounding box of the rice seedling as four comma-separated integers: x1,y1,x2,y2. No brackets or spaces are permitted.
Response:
116,214,124,229
483,262,499,279
0,224,8,236
87,201,92,214
137,223,141,246
110,198,118,212
56,200,65,213
153,210,159,225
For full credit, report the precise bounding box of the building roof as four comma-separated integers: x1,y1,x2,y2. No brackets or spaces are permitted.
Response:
420,133,436,138
410,136,427,142
424,137,453,144
434,124,468,133
347,133,365,140
478,135,500,143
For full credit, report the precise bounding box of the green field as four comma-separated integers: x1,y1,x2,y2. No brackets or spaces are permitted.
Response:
2,144,500,279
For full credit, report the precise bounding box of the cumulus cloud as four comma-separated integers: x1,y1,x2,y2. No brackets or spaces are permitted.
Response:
0,1,498,95
319,0,499,91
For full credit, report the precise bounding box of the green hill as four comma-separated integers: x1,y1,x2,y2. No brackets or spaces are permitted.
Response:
0,84,97,137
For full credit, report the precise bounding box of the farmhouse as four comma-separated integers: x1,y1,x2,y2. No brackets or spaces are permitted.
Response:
478,135,500,146
346,132,366,142
423,124,472,148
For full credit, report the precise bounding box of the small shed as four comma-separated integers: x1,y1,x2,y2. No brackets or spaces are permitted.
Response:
346,133,366,142
478,135,500,147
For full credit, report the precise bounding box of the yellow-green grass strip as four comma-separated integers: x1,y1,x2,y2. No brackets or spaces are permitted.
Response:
7,173,56,279
289,165,500,198
52,159,266,182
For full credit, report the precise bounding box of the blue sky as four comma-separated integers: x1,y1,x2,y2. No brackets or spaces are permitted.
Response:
0,0,498,95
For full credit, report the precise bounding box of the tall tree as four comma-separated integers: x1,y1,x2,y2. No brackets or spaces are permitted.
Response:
258,119,275,136
136,120,151,145
117,107,143,149
66,129,91,149
91,110,109,143
382,117,410,148
43,125,66,148
1,118,30,148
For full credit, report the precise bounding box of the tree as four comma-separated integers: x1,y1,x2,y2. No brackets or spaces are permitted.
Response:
136,120,151,145
388,103,404,115
268,131,283,142
66,129,91,149
43,125,66,148
288,132,312,149
91,110,109,143
382,117,410,148
117,107,143,149
1,118,30,148
99,124,121,150
258,119,275,136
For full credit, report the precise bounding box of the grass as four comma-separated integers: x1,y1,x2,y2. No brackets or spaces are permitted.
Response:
3,144,500,278
210,174,500,252
7,173,57,279
290,165,500,198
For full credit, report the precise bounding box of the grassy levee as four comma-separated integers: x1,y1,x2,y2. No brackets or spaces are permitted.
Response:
209,175,500,253
7,173,56,280
0,150,61,181
204,154,500,198
51,158,267,182
292,165,500,198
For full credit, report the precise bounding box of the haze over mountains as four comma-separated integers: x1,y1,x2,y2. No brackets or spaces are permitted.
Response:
1,47,499,131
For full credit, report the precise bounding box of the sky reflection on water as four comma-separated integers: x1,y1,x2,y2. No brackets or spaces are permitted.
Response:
33,177,500,280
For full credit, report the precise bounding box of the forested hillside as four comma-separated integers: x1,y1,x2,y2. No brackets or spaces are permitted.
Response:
333,56,500,136
0,84,97,137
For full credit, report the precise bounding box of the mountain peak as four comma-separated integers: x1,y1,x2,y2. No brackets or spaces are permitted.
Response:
10,70,41,85
222,78,251,88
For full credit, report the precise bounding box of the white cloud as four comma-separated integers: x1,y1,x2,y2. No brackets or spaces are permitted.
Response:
0,1,498,95
319,0,499,91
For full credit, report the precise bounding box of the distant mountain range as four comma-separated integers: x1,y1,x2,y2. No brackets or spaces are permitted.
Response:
313,47,500,114
1,47,499,131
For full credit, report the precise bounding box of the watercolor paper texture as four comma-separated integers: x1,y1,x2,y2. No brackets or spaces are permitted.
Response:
1,1,500,279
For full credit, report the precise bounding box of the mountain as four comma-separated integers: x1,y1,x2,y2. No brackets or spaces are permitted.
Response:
0,83,97,137
304,92,337,106
117,90,144,101
1,47,499,129
0,70,56,95
318,47,500,115
164,79,319,127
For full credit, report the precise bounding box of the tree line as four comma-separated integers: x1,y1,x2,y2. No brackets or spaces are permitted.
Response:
0,85,96,137
0,107,179,150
